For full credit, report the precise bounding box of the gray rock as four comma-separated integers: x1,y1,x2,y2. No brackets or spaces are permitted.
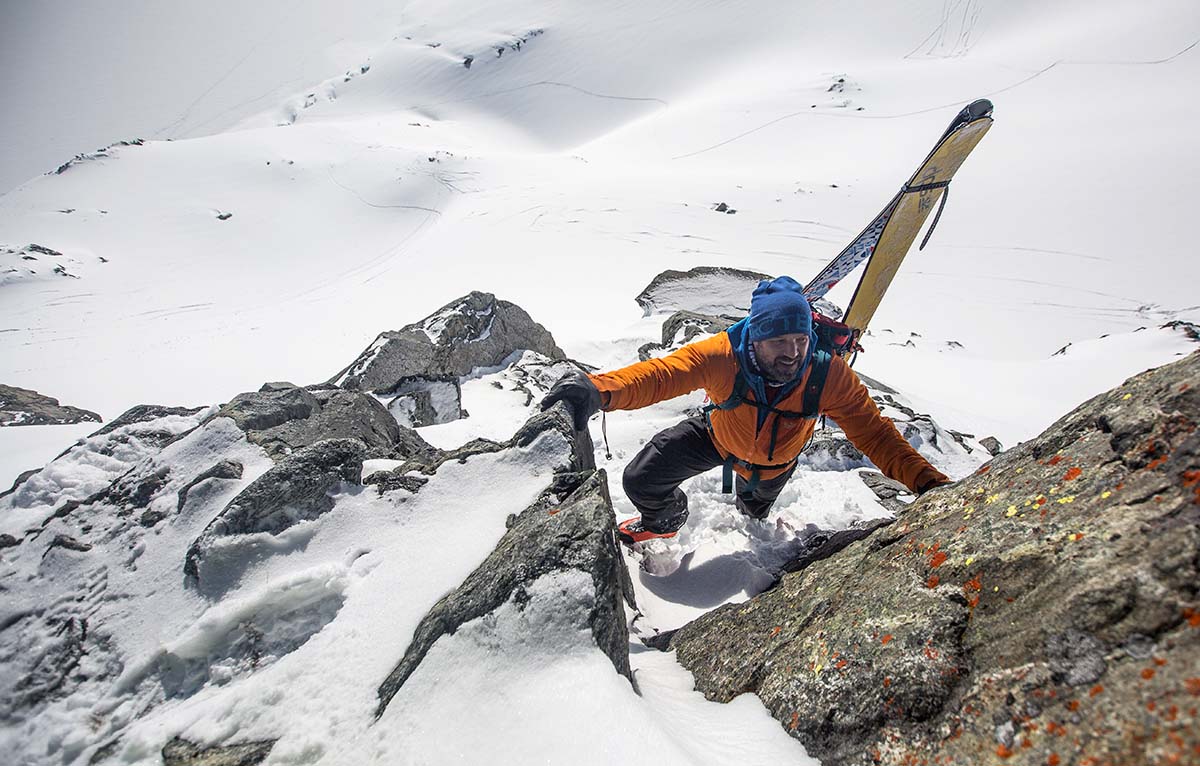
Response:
375,469,634,717
363,470,428,495
638,310,740,361
665,350,1200,765
1045,629,1108,687
86,465,172,514
635,266,771,317
0,383,102,427
139,509,167,527
384,380,460,427
219,385,319,432
980,436,1003,456
802,430,869,471
161,737,274,766
331,292,565,395
857,470,912,515
634,270,843,358
397,401,594,479
176,460,244,513
184,439,366,589
45,534,93,555
0,468,38,501
91,404,205,437
215,384,406,460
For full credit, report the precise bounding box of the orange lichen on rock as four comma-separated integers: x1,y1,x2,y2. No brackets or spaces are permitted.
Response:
926,575,940,589
1184,608,1200,628
1186,677,1200,695
1047,455,1064,466
995,744,1013,758
881,634,894,645
1047,754,1061,766
1089,684,1104,697
1142,668,1157,680
1063,466,1083,481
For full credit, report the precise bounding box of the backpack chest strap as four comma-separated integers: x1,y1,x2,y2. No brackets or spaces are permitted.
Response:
704,347,834,494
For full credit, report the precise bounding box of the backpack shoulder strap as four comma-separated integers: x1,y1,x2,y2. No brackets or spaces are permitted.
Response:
801,347,832,418
715,369,748,410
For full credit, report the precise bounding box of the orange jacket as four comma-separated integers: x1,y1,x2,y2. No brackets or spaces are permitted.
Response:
589,332,948,493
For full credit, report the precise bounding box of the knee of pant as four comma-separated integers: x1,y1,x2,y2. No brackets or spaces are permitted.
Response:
622,461,643,500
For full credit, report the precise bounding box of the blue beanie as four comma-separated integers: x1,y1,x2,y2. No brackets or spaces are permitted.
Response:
748,276,813,342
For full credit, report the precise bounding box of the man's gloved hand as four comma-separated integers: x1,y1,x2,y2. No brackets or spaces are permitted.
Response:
540,370,602,431
917,477,954,497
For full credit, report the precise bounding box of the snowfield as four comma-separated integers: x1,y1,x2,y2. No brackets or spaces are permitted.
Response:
2,0,1198,763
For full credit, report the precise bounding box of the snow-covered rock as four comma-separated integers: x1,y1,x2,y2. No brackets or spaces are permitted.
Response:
635,266,843,321
332,291,564,392
216,382,414,460
0,355,624,765
332,292,566,428
377,467,634,716
183,438,367,593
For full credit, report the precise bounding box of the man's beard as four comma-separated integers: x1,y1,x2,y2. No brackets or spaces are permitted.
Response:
760,357,802,385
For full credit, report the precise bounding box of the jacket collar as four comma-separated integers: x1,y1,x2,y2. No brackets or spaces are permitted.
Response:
726,318,814,425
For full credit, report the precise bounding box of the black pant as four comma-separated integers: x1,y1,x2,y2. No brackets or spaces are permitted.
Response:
622,417,796,531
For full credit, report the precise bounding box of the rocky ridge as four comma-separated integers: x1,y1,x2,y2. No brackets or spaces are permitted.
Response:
663,350,1200,766
0,384,102,427
0,294,611,764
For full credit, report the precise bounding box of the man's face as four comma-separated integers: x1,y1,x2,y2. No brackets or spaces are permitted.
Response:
753,333,810,384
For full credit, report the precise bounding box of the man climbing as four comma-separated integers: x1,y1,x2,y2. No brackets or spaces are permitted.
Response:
541,276,951,544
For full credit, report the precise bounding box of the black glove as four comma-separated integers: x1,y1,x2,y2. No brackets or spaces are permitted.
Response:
540,370,602,431
917,477,954,497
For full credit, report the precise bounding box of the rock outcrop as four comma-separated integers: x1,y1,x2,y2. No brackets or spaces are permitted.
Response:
0,384,102,427
635,266,770,317
184,439,366,591
634,265,842,321
664,351,1200,766
215,382,425,461
375,402,634,717
330,292,564,427
0,296,619,765
160,737,274,766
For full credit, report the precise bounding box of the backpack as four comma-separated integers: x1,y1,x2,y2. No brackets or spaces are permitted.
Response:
703,311,859,495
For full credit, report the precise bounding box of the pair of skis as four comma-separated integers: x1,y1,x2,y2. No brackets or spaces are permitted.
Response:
802,99,994,344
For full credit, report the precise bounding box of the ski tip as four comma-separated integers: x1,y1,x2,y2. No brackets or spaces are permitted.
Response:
964,99,993,121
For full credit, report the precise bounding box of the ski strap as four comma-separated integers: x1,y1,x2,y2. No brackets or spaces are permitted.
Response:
703,347,833,496
900,179,952,251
